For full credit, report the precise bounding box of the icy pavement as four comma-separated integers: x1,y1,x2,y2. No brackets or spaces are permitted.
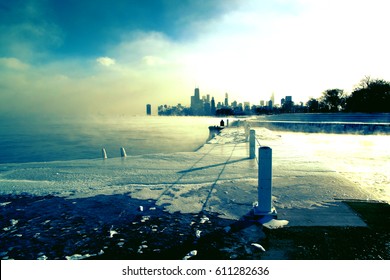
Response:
1,126,387,227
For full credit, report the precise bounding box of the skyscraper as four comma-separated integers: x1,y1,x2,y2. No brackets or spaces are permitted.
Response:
194,88,200,100
211,97,216,115
224,93,229,107
191,87,203,115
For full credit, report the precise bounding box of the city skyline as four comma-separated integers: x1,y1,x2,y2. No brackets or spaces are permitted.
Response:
1,0,389,117
157,87,297,116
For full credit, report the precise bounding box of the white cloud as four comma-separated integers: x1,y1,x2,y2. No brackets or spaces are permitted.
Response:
0,57,30,70
142,56,167,66
96,57,116,66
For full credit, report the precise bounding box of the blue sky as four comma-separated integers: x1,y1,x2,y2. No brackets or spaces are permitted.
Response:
1,0,389,116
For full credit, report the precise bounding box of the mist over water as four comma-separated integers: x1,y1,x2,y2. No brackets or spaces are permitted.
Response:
0,116,219,164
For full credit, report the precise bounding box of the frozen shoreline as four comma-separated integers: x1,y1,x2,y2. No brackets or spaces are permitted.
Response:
1,126,389,260
1,126,388,218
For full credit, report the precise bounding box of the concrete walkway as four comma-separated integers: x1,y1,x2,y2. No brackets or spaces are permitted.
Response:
0,126,371,228
134,126,369,227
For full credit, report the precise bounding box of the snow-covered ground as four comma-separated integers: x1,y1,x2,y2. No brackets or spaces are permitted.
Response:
0,126,388,226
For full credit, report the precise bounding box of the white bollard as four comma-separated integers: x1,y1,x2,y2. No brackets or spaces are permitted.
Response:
102,148,107,159
245,122,250,141
256,146,272,214
120,147,127,157
249,129,256,159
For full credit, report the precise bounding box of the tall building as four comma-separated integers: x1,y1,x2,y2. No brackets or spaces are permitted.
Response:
204,102,211,116
146,104,151,115
270,92,275,106
211,97,216,115
194,88,200,100
224,93,229,107
191,87,203,115
268,100,273,109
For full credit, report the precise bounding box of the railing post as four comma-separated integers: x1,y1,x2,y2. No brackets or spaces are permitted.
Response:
255,146,273,215
120,147,127,157
249,129,256,159
102,148,107,159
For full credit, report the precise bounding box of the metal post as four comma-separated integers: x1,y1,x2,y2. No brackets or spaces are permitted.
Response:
227,119,229,127
256,146,272,214
102,148,107,159
120,147,127,157
249,129,256,159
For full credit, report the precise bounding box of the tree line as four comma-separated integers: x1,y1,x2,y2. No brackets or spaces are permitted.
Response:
307,76,390,113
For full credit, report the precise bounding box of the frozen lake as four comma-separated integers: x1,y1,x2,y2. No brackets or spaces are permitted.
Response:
0,114,388,206
0,115,220,163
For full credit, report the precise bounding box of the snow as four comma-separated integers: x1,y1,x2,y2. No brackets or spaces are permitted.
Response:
0,126,388,226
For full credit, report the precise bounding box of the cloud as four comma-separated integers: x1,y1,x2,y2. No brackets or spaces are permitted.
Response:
1,0,390,118
0,57,30,70
96,57,116,66
142,56,167,66
0,1,63,61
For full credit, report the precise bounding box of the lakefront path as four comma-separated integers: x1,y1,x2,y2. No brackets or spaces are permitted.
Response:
2,125,386,260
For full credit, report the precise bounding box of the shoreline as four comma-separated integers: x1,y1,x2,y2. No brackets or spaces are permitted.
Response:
1,126,389,260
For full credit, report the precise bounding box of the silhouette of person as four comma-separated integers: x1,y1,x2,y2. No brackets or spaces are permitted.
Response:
220,119,225,127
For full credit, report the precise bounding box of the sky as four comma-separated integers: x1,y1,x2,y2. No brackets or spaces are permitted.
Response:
1,0,389,116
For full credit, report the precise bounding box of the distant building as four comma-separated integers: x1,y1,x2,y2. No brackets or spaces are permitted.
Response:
268,100,273,109
191,87,203,115
146,104,151,115
204,102,211,115
224,93,229,107
244,102,251,113
270,92,275,105
282,96,293,112
211,97,216,115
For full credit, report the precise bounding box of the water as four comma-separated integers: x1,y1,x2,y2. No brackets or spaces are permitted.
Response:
0,115,220,164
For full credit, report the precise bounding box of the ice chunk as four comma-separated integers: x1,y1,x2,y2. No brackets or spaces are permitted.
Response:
200,216,209,224
183,250,197,260
37,255,48,260
262,219,289,229
251,243,266,252
109,226,118,238
65,254,93,260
